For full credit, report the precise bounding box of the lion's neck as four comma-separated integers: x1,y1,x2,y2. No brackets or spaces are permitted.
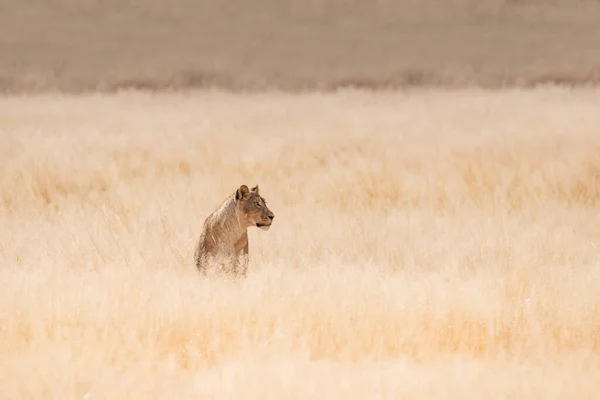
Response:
214,195,247,241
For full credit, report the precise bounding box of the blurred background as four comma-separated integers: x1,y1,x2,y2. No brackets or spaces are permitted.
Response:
2,0,600,93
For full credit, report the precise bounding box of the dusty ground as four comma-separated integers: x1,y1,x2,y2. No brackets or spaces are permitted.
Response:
2,0,600,92
1,88,600,398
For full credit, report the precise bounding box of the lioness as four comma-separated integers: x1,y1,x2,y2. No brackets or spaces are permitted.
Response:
194,184,275,277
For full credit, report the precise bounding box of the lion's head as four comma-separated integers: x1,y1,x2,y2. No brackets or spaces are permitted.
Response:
235,184,275,231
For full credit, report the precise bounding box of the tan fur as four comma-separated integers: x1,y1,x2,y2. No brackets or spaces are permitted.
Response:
194,184,274,277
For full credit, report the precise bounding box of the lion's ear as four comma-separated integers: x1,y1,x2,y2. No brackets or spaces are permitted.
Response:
250,185,260,195
236,185,251,200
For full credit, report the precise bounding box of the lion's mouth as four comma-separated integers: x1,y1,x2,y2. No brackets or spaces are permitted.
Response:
256,222,272,230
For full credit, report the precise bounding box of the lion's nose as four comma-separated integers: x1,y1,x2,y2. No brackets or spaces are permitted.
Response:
268,215,274,220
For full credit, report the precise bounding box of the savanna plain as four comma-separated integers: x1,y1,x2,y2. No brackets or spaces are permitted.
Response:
1,88,600,399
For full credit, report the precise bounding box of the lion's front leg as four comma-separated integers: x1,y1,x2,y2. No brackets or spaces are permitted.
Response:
234,241,249,277
231,232,249,277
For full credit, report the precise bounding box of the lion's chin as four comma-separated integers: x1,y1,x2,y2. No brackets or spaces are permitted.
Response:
256,223,271,231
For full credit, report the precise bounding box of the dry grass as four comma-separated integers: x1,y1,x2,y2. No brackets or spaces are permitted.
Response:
1,88,600,398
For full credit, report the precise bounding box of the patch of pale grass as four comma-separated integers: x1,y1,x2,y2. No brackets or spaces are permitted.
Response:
1,88,600,398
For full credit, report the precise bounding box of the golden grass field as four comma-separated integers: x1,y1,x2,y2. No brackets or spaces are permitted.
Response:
1,88,600,398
